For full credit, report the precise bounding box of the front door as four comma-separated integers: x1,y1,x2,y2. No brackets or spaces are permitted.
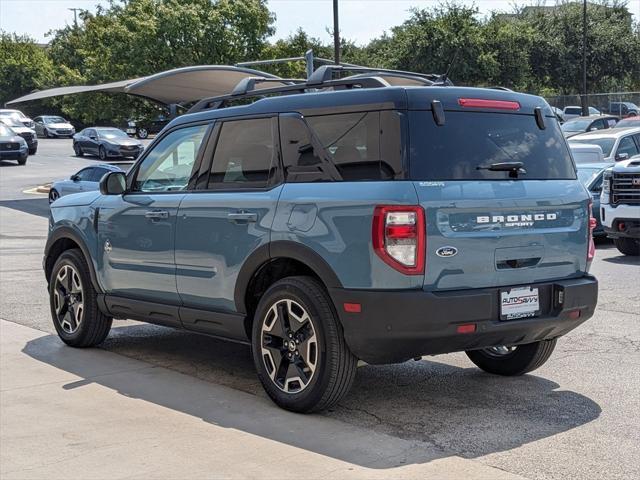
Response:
175,117,281,333
96,123,210,308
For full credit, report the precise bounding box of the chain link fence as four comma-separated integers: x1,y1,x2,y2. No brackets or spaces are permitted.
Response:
545,92,640,117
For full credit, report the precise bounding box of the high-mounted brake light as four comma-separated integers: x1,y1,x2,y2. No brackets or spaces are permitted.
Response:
372,206,425,275
587,200,596,263
458,98,521,110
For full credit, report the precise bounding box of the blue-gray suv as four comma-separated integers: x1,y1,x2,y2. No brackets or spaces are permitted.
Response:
44,67,599,412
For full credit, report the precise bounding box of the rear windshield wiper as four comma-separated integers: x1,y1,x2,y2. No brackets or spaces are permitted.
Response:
476,161,527,178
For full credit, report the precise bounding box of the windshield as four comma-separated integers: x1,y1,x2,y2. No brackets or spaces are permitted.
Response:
569,138,615,157
564,107,581,115
0,118,22,128
409,111,576,180
562,119,591,132
576,167,601,186
0,124,14,136
0,112,22,121
98,129,128,139
44,116,66,124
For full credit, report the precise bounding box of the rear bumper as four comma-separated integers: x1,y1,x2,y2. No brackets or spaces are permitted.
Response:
330,275,598,364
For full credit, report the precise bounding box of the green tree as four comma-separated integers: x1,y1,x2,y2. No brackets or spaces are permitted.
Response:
0,32,54,106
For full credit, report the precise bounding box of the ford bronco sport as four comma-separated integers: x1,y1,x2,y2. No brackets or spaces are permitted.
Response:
44,66,598,412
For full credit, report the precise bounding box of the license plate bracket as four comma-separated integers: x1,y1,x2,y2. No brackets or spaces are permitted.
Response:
500,286,540,320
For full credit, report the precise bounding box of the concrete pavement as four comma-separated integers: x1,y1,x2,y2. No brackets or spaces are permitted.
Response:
0,320,524,480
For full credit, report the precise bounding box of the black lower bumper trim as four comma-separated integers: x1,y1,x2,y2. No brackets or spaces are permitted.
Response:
330,276,598,364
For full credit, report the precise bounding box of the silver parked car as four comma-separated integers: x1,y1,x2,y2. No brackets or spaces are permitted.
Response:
569,127,640,162
0,123,29,165
49,163,127,203
34,115,76,138
0,117,38,154
0,109,35,128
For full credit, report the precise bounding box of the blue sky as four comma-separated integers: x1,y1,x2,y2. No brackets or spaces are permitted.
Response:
1,0,638,45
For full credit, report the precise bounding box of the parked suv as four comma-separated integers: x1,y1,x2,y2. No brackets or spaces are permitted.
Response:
601,157,640,255
43,67,598,412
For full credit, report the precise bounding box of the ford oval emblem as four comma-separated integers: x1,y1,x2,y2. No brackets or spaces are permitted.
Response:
436,246,458,258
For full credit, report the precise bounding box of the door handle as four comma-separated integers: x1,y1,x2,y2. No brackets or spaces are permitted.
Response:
227,211,258,223
145,210,169,220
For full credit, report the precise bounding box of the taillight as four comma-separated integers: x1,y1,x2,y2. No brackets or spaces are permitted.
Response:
587,200,596,263
372,206,425,275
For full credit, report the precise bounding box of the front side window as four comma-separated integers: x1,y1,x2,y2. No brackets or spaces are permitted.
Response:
75,168,94,181
90,168,109,182
133,124,207,192
208,118,277,189
616,136,640,159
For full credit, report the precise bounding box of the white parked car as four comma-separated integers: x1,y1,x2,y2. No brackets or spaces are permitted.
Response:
569,143,605,164
601,156,640,256
0,108,35,128
33,115,76,138
563,105,601,121
569,127,640,163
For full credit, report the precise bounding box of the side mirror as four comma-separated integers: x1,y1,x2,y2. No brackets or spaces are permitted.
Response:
70,174,79,182
100,171,126,195
615,152,630,161
89,135,97,140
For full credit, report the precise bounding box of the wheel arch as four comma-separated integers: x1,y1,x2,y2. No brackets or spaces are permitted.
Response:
44,227,102,293
235,241,343,337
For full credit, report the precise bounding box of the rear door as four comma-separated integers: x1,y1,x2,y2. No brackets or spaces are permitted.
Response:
175,116,281,330
408,105,590,292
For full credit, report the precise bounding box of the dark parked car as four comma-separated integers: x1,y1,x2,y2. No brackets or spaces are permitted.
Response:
0,117,38,154
561,115,619,138
576,162,613,236
73,127,144,160
49,163,127,203
126,116,169,139
608,102,639,118
0,123,29,165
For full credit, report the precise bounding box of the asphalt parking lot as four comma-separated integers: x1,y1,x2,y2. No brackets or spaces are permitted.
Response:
1,139,639,479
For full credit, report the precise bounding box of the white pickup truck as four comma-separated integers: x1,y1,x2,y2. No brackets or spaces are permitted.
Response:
601,157,640,256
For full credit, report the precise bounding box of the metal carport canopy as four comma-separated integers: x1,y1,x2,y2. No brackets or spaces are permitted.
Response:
5,65,288,106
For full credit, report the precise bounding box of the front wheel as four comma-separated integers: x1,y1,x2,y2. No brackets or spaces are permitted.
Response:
73,143,84,157
17,154,27,165
29,147,37,155
98,146,107,161
613,237,640,256
136,128,149,139
49,249,112,347
48,189,60,203
252,276,357,413
466,339,557,376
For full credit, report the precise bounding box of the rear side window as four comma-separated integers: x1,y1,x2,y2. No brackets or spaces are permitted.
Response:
208,117,277,189
280,111,404,182
409,111,576,180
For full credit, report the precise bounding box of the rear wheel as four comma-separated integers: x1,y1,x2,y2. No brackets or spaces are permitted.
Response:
613,237,640,256
136,128,149,139
466,339,557,376
251,276,357,413
49,249,112,347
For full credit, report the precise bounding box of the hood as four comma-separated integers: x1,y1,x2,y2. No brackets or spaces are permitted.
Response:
0,135,27,145
563,131,582,138
10,126,35,135
611,158,640,173
50,190,102,208
48,123,74,129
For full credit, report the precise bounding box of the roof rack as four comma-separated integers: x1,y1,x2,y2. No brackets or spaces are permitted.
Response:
187,64,451,114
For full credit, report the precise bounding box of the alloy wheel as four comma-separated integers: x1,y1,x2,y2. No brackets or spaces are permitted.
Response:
52,264,84,334
482,345,517,357
261,299,318,393
49,189,59,203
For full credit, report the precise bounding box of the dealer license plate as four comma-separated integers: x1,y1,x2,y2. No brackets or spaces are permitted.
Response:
126,128,136,134
500,286,540,320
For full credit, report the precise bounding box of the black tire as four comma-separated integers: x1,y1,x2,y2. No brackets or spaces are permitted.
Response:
49,249,112,347
98,146,107,161
45,129,53,138
29,147,37,155
73,143,84,157
48,189,59,203
613,237,640,256
251,276,357,413
466,339,557,376
17,155,27,165
136,128,149,139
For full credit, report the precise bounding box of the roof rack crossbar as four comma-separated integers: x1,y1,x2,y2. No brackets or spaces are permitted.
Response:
307,65,443,86
231,77,305,96
187,76,392,114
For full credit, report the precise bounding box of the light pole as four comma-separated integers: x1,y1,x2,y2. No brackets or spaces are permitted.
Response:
333,0,340,64
581,0,588,116
68,8,81,28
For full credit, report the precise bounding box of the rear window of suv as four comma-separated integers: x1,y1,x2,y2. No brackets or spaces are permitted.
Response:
409,111,576,180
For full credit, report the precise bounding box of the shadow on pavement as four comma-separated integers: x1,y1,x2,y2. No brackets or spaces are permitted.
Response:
23,325,601,469
0,198,49,218
601,254,640,266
